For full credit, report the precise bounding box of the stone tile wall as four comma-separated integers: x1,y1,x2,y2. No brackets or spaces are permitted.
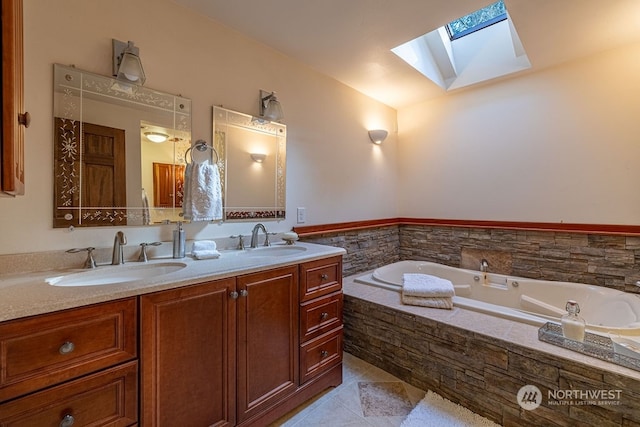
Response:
399,225,640,293
302,223,640,293
344,295,640,427
300,225,400,277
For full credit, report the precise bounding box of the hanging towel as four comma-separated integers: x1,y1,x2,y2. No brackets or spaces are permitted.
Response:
402,273,455,298
183,160,222,221
401,294,453,310
192,240,221,260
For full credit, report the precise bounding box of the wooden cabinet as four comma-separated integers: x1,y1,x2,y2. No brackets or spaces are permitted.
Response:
140,267,299,427
140,278,236,427
0,253,342,427
236,266,299,424
0,298,138,425
299,256,344,384
1,0,27,196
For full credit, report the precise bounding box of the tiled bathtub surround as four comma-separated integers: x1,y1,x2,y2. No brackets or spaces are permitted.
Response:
343,278,640,427
300,225,400,277
302,223,640,293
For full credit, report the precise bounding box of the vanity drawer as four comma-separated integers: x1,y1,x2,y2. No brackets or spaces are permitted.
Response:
300,291,343,342
300,327,343,384
300,256,342,302
0,361,138,426
0,298,137,402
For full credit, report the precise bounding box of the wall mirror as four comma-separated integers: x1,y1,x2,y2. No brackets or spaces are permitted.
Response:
53,64,191,227
212,106,286,221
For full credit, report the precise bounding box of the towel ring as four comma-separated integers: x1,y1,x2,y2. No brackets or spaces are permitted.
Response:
185,139,219,164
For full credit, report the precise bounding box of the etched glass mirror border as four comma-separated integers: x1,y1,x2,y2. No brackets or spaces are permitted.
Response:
53,64,191,227
212,106,286,221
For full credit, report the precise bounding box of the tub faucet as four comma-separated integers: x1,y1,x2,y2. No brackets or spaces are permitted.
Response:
480,259,489,273
111,231,127,265
250,223,270,248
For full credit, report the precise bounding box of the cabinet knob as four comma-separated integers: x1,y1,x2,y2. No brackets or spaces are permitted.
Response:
239,289,249,297
320,350,329,358
230,291,239,299
320,274,329,281
59,341,75,355
320,312,329,320
18,112,31,128
59,414,75,427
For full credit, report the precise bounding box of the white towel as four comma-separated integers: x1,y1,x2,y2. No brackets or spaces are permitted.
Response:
183,160,222,221
192,240,221,260
402,273,455,298
401,294,453,310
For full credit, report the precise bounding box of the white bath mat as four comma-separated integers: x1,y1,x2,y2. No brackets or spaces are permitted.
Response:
401,390,499,427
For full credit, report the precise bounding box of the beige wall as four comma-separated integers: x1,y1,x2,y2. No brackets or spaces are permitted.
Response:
398,43,640,224
0,0,398,255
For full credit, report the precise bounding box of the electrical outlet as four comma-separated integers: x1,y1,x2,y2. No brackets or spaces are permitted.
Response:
297,207,306,224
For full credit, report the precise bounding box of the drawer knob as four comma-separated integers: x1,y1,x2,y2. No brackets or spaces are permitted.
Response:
320,274,329,280
60,414,75,427
59,341,75,355
230,291,239,299
320,350,329,358
320,312,329,320
239,289,249,297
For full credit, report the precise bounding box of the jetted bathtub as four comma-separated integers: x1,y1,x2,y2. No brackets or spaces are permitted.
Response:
354,260,640,335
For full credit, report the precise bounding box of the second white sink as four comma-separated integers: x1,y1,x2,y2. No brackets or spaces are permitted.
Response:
46,262,187,287
241,245,308,258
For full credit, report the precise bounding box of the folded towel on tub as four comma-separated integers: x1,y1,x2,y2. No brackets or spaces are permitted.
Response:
402,273,455,298
401,294,453,310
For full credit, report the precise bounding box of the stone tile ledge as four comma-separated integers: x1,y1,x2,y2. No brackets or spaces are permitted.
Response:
343,273,640,382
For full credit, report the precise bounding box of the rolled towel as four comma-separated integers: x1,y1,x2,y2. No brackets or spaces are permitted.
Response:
401,294,453,310
192,240,221,260
402,273,455,298
192,240,217,252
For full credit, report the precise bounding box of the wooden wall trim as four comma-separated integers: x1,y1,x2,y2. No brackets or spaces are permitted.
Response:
293,218,640,237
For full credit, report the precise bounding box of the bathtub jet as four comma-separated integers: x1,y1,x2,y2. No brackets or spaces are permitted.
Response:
355,260,640,335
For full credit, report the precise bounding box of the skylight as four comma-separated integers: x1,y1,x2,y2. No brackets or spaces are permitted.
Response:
391,0,530,91
446,0,507,41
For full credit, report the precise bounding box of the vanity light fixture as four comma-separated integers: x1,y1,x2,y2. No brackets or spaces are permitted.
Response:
144,132,169,143
259,90,284,122
112,39,146,85
250,153,267,163
368,129,388,145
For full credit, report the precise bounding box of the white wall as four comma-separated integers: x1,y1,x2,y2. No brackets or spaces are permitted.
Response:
398,43,640,225
0,0,398,255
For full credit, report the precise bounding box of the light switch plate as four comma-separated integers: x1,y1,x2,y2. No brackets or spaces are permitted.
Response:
297,207,306,224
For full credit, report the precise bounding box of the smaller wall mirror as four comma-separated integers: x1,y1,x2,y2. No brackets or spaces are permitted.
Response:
212,106,286,221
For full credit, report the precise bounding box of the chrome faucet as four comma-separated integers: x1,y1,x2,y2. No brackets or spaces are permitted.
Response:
111,231,127,265
480,259,489,273
250,223,270,248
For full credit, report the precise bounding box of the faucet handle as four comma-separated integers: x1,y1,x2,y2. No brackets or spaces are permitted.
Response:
264,232,277,247
66,247,97,269
138,242,162,262
230,235,245,250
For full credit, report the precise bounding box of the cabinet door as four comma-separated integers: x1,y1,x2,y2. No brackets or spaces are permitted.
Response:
140,279,236,427
1,0,26,196
236,266,299,424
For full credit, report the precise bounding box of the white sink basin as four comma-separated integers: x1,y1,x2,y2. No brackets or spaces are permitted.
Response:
46,262,187,287
241,245,307,258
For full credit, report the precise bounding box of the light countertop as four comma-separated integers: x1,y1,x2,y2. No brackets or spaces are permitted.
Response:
0,242,345,323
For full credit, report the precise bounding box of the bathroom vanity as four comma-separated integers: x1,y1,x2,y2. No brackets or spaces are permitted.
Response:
0,243,344,426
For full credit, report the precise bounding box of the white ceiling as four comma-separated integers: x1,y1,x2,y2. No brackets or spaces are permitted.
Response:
173,0,640,109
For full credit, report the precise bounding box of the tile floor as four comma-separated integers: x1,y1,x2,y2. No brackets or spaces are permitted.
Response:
270,352,426,426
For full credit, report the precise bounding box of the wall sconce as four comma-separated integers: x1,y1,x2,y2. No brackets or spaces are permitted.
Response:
112,39,146,85
145,132,169,143
259,90,284,122
250,153,267,163
368,129,388,145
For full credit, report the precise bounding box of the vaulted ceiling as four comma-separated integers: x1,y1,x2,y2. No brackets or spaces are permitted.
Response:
173,0,640,108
